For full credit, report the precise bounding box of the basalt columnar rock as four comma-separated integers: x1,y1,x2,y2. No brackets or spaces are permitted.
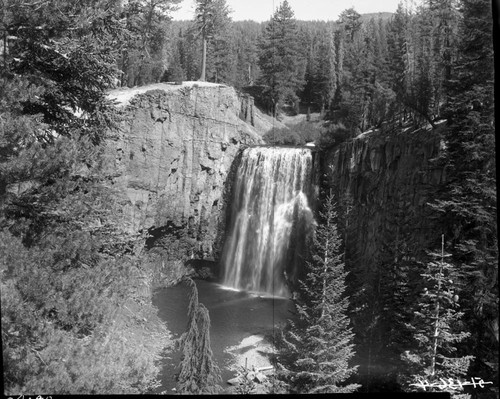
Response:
103,82,263,260
322,122,452,386
324,124,445,271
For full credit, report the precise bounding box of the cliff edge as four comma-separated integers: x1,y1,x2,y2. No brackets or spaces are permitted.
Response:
103,82,263,260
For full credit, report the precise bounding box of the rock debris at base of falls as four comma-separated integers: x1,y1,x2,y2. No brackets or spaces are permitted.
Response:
224,334,276,393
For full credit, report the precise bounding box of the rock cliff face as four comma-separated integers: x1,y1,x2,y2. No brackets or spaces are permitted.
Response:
103,83,263,260
102,81,445,273
323,125,445,273
323,122,449,385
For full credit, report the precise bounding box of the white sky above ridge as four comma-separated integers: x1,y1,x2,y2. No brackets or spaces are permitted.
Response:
172,0,415,22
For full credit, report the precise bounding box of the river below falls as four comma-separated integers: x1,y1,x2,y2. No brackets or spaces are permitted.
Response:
152,279,294,393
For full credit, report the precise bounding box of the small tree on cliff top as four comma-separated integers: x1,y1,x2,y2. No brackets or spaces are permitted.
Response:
176,278,221,394
275,191,359,393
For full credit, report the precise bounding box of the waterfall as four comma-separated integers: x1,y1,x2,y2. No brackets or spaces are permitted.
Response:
220,147,317,297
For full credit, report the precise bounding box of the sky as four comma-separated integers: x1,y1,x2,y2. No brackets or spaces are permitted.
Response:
171,0,410,22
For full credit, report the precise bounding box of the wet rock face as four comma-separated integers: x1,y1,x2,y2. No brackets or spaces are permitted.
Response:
102,84,263,260
324,127,445,270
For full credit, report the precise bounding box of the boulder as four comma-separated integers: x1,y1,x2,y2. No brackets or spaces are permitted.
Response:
254,372,267,383
227,377,242,386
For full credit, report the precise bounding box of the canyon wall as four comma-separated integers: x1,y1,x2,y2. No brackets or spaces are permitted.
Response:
323,124,446,383
324,125,445,272
103,83,263,260
102,82,446,273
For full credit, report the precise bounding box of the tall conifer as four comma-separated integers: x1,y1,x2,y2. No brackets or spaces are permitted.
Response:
258,0,305,116
431,0,497,392
176,278,221,394
194,0,231,81
275,192,359,393
401,236,473,398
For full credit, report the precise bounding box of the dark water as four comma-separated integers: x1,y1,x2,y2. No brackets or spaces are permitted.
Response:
153,279,294,393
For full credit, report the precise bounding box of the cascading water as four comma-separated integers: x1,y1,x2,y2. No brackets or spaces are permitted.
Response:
220,147,318,297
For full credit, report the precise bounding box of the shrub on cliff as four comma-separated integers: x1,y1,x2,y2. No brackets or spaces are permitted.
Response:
316,122,350,148
263,121,322,146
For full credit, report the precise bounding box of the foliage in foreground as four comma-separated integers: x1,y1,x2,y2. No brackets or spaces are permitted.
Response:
1,1,174,394
275,192,359,393
176,278,222,394
0,228,171,394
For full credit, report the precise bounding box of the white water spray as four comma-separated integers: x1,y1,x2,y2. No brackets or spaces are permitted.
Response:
221,147,317,297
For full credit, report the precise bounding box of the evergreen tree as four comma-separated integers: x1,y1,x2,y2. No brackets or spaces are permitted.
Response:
299,29,318,111
205,3,233,84
361,17,394,128
176,278,221,394
338,7,362,41
407,7,435,126
162,31,186,82
194,0,231,81
119,0,181,87
425,0,459,118
334,8,394,134
431,0,497,393
386,3,412,124
258,0,305,116
179,23,202,81
0,0,123,143
314,27,337,116
401,236,473,398
275,192,359,393
0,2,171,394
337,20,374,134
230,21,261,87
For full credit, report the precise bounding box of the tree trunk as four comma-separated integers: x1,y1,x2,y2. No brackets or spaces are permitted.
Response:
3,31,7,69
121,49,129,87
430,234,445,379
200,37,207,81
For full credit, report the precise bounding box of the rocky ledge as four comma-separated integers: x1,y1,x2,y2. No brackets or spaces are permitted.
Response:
102,82,263,260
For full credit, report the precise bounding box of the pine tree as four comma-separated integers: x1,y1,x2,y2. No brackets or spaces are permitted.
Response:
1,2,171,393
258,0,305,116
401,236,473,398
338,7,362,41
275,192,359,393
1,0,123,143
119,0,181,87
425,0,459,118
386,3,412,124
314,27,337,117
205,7,233,84
194,0,231,82
230,21,261,87
176,278,222,394
431,0,497,393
